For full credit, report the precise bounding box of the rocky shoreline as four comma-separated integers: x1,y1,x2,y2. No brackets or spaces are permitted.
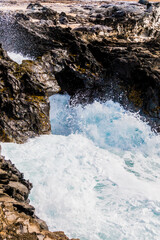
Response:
0,151,78,239
0,0,160,239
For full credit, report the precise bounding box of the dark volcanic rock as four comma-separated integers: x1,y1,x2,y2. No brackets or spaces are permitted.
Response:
0,1,159,239
0,1,159,139
0,45,60,143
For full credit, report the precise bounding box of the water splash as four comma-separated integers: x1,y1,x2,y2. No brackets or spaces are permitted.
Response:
7,51,33,64
1,94,160,240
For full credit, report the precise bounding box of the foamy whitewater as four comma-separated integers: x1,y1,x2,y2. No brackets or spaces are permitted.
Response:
2,54,160,240
7,51,33,64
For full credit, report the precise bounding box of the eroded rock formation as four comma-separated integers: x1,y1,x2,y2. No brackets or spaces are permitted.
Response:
0,1,159,238
0,45,60,143
0,1,159,133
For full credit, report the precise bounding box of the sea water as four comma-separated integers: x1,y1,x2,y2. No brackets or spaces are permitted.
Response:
1,93,160,240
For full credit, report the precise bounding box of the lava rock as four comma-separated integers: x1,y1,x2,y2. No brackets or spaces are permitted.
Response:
0,1,159,135
0,46,60,143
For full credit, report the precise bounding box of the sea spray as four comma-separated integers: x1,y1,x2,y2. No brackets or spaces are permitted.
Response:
7,51,33,64
2,94,160,240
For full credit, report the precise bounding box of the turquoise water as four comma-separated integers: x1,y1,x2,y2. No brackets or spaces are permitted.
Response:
2,94,160,240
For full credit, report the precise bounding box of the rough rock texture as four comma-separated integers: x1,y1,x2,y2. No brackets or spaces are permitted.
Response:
0,1,159,131
0,45,60,143
0,154,78,240
0,1,159,239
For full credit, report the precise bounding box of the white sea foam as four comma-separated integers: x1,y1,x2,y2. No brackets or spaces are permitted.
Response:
1,94,160,240
7,51,33,64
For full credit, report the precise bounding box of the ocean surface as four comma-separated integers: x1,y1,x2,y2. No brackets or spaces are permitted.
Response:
1,54,160,240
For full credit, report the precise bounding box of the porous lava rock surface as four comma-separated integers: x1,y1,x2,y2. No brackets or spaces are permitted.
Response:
0,45,60,143
0,1,159,132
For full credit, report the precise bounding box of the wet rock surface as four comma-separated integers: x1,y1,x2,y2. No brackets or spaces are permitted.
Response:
0,1,159,131
0,45,60,143
0,1,159,238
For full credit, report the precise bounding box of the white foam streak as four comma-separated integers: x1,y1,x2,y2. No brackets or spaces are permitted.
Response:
7,51,33,64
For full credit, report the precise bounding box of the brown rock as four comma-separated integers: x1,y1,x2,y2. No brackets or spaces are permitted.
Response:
0,155,75,240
